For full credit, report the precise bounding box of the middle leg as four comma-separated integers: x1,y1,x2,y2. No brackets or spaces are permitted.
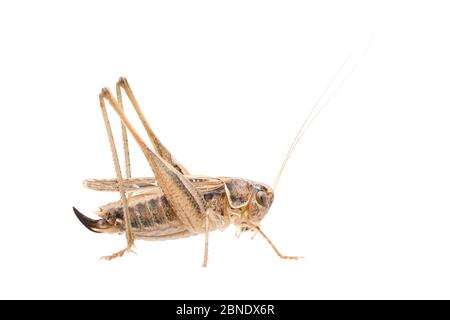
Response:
202,211,210,267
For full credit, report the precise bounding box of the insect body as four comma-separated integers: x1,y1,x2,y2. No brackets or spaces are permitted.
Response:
74,77,301,266
76,177,272,240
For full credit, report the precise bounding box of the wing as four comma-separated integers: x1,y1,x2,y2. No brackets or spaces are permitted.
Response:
83,176,224,193
83,177,157,192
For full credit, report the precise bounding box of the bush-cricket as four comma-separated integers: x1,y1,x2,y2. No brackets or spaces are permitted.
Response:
74,54,357,267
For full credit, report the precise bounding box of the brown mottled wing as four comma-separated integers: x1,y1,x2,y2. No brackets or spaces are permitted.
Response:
83,176,223,193
83,177,157,192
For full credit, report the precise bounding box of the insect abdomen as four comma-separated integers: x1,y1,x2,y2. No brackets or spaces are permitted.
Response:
133,196,178,231
99,187,230,240
100,193,189,239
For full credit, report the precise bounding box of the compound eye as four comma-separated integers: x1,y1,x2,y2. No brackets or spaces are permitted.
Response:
255,190,268,207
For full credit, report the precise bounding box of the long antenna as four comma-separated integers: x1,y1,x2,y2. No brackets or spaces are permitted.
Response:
273,38,372,190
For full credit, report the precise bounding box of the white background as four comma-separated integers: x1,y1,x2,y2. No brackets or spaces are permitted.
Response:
0,1,449,299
